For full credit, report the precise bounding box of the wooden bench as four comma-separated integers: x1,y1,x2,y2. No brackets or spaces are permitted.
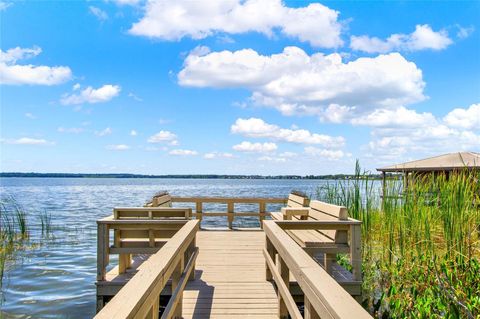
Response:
270,193,310,220
96,201,192,309
145,192,172,207
271,196,362,296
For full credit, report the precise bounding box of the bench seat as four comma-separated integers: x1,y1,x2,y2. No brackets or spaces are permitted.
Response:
270,195,362,297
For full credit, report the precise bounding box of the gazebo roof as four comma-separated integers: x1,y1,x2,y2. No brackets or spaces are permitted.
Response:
377,152,480,173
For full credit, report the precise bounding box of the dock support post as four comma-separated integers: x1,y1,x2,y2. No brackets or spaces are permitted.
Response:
97,223,109,281
227,202,234,229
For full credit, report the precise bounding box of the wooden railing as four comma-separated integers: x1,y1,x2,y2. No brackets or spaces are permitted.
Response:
263,220,371,319
170,196,287,228
95,220,199,319
96,216,192,282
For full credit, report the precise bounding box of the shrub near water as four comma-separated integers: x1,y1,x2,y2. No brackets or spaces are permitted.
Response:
317,163,480,318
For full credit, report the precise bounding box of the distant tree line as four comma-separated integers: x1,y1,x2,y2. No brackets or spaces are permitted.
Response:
0,172,385,180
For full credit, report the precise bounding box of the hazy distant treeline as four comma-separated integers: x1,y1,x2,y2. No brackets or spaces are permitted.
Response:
0,172,384,180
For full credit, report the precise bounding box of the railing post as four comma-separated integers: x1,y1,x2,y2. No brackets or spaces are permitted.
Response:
350,223,362,281
195,201,203,224
259,201,266,229
278,256,289,319
304,297,320,319
265,236,275,281
152,296,160,319
97,223,109,281
227,201,234,229
188,236,196,281
172,255,185,318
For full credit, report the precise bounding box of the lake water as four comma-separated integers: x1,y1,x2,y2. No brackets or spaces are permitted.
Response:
0,177,334,318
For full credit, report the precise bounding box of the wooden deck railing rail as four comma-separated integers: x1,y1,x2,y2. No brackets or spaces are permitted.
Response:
263,220,371,319
169,196,287,228
95,220,200,319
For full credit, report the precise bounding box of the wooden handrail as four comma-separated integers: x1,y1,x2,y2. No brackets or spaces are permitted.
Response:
95,220,200,319
263,220,371,319
171,196,287,204
170,196,287,228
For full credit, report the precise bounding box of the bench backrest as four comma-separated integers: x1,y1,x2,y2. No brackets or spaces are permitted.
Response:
151,194,172,207
114,207,192,219
287,193,310,208
308,200,348,244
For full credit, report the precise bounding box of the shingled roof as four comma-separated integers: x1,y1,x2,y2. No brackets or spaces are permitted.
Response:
377,152,480,173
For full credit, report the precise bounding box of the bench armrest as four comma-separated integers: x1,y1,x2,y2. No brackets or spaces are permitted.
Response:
281,207,310,220
274,219,361,230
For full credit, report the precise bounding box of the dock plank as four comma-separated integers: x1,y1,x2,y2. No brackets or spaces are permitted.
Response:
183,231,278,319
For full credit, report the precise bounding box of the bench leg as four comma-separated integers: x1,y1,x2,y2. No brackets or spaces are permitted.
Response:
324,253,335,274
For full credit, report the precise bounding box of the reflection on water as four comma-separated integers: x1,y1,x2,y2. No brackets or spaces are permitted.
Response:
0,177,327,318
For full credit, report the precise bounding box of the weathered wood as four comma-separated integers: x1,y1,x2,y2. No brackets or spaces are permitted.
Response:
95,220,199,318
350,224,362,281
281,207,309,220
227,202,234,229
305,297,320,319
286,193,310,207
263,221,371,319
162,248,198,319
262,249,301,319
97,223,109,281
171,197,286,204
183,231,278,318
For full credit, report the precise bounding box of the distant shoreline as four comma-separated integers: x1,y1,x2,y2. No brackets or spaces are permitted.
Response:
0,172,383,180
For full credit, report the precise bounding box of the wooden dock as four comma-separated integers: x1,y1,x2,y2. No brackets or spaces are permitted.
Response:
183,231,278,319
95,194,372,319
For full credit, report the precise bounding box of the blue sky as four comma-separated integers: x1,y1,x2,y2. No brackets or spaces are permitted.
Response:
1,0,479,175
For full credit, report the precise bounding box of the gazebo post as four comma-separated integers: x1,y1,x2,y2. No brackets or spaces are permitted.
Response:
381,171,386,210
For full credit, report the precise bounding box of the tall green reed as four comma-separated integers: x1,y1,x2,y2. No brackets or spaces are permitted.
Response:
316,162,479,318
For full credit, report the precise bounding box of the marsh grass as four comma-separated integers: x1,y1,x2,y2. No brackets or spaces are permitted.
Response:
317,163,480,318
0,196,56,296
39,210,53,238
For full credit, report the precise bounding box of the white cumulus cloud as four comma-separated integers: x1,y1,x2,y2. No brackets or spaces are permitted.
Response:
363,103,480,164
0,46,72,85
179,47,425,121
304,147,347,160
351,106,436,127
231,117,344,147
350,24,453,53
169,149,198,156
61,84,121,105
443,103,480,130
233,141,277,153
2,137,54,145
147,130,178,145
130,130,138,136
129,0,343,48
95,127,112,137
204,152,234,159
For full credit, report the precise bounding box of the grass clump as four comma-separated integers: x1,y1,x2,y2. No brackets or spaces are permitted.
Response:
0,195,55,295
317,162,480,318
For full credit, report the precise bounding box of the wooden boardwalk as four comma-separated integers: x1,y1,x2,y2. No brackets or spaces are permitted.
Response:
95,195,372,319
183,230,277,319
